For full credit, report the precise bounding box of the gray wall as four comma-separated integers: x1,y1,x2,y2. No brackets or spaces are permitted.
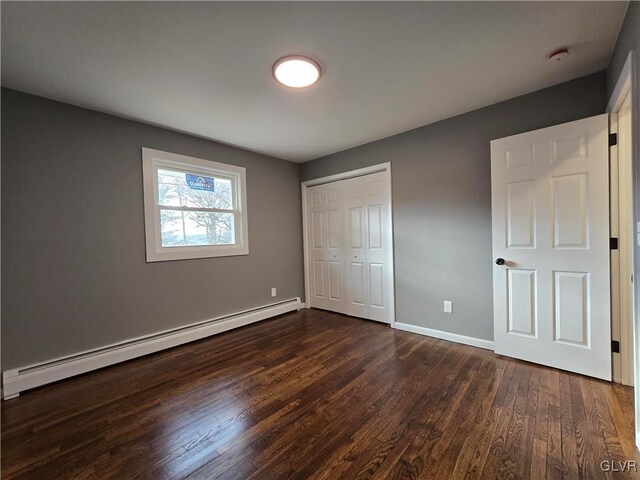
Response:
607,1,638,167
608,2,639,218
608,1,638,101
0,68,612,368
1,88,304,369
301,72,608,341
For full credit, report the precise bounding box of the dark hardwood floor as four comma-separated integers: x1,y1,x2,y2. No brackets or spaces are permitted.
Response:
2,309,639,479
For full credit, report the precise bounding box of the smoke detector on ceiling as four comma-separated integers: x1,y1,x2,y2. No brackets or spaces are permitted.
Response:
548,48,570,62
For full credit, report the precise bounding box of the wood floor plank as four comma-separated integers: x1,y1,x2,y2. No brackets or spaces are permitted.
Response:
2,309,638,480
568,373,604,479
559,371,580,479
454,361,516,480
546,369,565,480
531,368,550,479
419,358,500,479
479,362,529,479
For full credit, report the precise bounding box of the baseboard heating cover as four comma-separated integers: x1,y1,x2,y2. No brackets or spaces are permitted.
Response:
2,297,303,400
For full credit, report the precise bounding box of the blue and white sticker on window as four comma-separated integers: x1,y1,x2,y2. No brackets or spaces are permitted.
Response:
185,174,215,192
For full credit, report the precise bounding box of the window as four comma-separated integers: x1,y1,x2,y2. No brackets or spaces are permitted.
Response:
142,148,249,261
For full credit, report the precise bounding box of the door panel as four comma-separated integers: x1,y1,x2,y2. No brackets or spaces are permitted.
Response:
349,207,364,249
370,263,384,308
553,271,589,346
506,181,535,248
329,261,341,300
368,205,383,248
311,212,323,248
491,114,610,380
507,269,537,337
350,263,366,304
552,134,587,163
505,144,534,169
313,260,325,298
552,174,588,248
327,210,340,248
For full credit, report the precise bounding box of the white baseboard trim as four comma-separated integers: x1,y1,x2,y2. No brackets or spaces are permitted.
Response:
394,322,494,351
2,297,302,400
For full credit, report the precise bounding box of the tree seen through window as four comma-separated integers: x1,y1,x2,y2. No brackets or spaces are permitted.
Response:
157,169,235,246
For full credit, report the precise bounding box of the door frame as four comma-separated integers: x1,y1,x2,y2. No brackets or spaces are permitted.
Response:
607,50,638,447
301,162,396,327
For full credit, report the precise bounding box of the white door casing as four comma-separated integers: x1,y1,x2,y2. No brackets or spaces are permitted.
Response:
618,91,635,386
305,168,394,324
491,114,611,380
610,91,635,386
607,50,637,448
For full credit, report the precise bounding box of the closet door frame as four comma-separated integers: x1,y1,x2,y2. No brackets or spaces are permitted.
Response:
301,163,396,327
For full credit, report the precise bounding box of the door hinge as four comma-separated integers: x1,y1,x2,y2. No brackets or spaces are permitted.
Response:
609,133,618,147
612,340,620,353
610,237,619,250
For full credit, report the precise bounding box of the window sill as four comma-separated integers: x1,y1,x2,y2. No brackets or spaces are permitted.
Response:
146,245,249,262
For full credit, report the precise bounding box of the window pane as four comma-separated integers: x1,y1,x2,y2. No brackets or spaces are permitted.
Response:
157,169,233,209
160,210,235,247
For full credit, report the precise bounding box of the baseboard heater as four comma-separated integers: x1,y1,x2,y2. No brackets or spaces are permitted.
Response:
2,297,303,400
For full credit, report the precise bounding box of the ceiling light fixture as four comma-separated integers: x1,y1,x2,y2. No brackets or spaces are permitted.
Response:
273,56,322,88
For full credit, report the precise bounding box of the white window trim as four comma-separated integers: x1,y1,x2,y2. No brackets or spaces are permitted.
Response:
142,148,249,262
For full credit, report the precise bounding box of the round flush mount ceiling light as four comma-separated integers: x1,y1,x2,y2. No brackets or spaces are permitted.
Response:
273,56,322,88
548,47,570,62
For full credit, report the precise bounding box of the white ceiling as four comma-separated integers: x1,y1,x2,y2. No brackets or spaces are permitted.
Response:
1,2,628,162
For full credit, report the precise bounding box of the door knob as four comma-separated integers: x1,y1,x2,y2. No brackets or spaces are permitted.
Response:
495,258,505,266
353,254,358,258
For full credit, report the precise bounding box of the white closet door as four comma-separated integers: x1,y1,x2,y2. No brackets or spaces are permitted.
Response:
343,176,370,319
307,182,346,313
306,170,394,324
364,173,393,323
343,172,394,323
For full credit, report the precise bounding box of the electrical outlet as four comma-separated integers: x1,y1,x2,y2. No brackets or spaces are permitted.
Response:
271,287,277,297
444,301,453,314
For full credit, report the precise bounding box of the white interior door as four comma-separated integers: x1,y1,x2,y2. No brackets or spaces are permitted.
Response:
307,182,346,313
306,170,394,324
491,114,611,380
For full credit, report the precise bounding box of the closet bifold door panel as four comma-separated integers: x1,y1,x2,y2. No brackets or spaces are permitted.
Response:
344,176,370,319
307,181,346,313
307,171,393,324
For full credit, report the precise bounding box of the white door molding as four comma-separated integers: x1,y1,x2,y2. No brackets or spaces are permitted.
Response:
610,93,635,387
608,51,637,387
608,50,638,448
301,163,396,327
